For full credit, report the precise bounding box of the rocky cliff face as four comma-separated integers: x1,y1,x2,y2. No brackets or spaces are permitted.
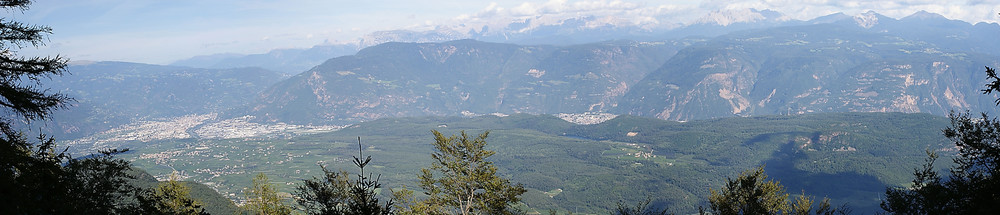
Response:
620,24,997,121
251,40,687,123
250,11,1000,124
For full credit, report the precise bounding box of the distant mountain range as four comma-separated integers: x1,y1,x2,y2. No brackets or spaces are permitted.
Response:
176,9,984,74
169,9,792,73
169,44,361,74
244,10,1000,123
28,10,1000,138
248,39,689,124
30,62,284,139
357,8,793,47
31,9,1000,214
621,20,1000,120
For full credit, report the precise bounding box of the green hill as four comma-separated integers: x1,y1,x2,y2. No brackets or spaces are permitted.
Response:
121,112,950,213
129,168,240,215
245,15,1000,125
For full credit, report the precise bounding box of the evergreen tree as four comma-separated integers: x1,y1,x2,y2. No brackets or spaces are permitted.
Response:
0,0,72,208
393,130,526,215
295,137,393,215
1,137,139,214
709,166,790,215
243,173,294,215
61,148,140,214
297,168,351,214
136,172,209,215
0,2,142,214
0,0,69,135
612,197,669,215
709,166,845,215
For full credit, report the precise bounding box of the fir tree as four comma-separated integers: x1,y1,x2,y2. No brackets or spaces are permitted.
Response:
0,1,140,214
295,137,394,215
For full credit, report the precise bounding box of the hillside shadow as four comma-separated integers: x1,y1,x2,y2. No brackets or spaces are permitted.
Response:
742,131,816,147
760,137,887,213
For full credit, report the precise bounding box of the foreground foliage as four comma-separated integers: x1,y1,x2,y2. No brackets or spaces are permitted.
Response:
613,198,670,215
243,173,294,215
394,130,527,215
295,137,394,215
0,0,150,214
136,173,209,215
709,166,847,215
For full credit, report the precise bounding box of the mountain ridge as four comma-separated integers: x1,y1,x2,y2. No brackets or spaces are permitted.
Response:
172,9,989,74
38,9,1000,138
621,23,999,121
245,15,1000,124
248,39,689,124
26,61,285,140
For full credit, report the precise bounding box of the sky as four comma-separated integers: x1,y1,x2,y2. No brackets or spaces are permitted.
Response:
9,0,1000,64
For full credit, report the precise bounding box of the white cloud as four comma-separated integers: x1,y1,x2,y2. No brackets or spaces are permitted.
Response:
431,0,999,36
437,0,697,33
696,0,1000,23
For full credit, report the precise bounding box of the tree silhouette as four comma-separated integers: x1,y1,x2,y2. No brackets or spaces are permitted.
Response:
0,1,144,214
0,0,70,135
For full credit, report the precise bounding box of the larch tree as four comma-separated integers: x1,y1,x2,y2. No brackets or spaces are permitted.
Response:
394,130,526,215
244,173,294,215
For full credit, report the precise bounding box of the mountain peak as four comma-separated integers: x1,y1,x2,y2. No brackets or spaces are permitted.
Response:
853,10,887,28
809,12,851,24
902,10,947,21
693,8,787,26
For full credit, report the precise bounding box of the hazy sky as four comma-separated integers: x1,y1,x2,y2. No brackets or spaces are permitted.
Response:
10,0,1000,64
